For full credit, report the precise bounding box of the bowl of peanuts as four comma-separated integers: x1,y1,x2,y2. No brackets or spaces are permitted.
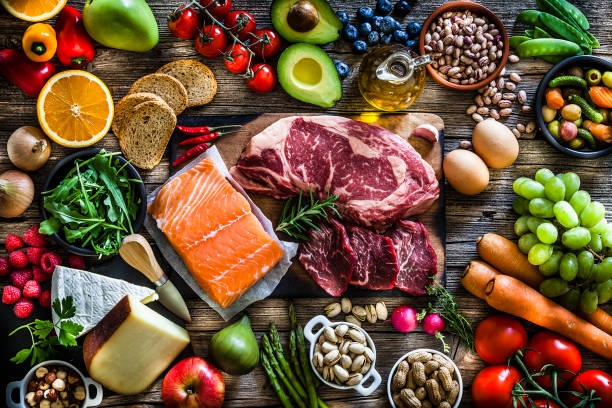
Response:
419,1,509,91
387,349,463,408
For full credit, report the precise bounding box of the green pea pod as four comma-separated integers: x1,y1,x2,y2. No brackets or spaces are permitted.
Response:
553,0,589,31
509,36,531,50
577,128,597,149
538,13,587,46
533,26,553,39
548,75,587,88
536,0,580,30
568,94,604,123
517,10,541,26
516,38,581,58
539,55,566,64
583,31,599,49
525,29,534,38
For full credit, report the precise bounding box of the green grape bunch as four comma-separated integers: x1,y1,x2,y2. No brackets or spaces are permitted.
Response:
512,168,612,315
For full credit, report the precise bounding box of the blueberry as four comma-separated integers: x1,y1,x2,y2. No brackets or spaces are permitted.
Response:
405,39,417,49
393,19,403,31
393,0,412,17
367,31,380,45
376,0,393,16
406,21,422,38
352,40,368,53
334,61,350,80
359,22,372,37
381,16,395,33
381,33,392,44
342,24,358,41
357,7,374,21
371,15,383,31
336,10,349,26
392,29,408,43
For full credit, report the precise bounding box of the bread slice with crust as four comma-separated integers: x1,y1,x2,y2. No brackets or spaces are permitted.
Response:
112,92,166,137
118,101,177,170
157,60,217,107
128,73,188,115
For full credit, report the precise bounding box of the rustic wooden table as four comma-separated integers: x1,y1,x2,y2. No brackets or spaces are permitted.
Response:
2,0,612,406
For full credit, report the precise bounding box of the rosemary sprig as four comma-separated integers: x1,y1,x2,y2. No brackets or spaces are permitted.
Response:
425,282,475,351
276,190,340,240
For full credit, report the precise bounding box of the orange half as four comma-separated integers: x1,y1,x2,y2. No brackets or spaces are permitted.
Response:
1,0,67,21
37,70,114,148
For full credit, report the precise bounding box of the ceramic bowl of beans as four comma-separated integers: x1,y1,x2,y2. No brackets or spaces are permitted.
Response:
419,1,509,91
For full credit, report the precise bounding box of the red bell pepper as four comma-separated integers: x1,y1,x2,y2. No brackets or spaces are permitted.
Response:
55,6,95,68
0,49,55,97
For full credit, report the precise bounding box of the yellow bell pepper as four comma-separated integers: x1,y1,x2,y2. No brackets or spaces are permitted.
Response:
22,23,57,62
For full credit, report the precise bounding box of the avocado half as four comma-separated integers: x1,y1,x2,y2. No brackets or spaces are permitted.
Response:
277,43,342,108
271,0,342,44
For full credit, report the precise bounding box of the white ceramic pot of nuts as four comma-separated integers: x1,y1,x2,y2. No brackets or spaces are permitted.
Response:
387,349,463,408
303,315,382,396
6,360,103,408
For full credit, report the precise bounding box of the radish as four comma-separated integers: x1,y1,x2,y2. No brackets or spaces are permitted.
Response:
421,312,449,352
391,305,418,333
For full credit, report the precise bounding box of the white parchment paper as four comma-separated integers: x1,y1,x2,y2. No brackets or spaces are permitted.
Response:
145,146,297,321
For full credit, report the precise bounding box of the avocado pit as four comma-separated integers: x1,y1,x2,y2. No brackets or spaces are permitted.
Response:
287,1,319,32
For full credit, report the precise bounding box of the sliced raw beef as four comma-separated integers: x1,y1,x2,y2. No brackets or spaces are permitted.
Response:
230,116,439,231
389,220,438,295
346,224,399,290
298,219,357,296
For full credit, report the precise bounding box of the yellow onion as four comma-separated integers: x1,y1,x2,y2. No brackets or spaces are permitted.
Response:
0,170,34,218
7,126,51,171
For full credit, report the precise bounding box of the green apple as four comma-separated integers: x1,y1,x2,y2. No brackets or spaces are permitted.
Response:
83,0,159,52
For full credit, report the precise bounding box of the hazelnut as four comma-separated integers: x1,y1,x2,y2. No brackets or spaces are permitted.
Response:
35,390,44,402
60,391,68,399
45,372,57,384
56,370,67,380
40,400,51,408
67,375,79,385
35,367,49,379
73,385,86,401
64,402,70,408
69,404,79,408
25,392,36,406
44,388,58,402
52,378,66,392
50,402,63,408
28,380,38,392
39,381,50,391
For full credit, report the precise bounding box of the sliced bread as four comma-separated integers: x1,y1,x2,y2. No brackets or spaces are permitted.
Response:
112,92,166,137
118,101,177,170
157,60,217,107
128,73,188,115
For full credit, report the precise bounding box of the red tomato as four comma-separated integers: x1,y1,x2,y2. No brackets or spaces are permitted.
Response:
524,331,581,389
475,315,528,364
249,28,281,59
225,10,256,41
564,370,612,408
195,25,228,58
532,400,561,408
472,365,522,408
223,43,250,73
247,63,276,93
167,6,202,40
199,0,232,21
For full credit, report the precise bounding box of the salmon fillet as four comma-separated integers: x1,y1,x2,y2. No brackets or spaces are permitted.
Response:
148,158,284,308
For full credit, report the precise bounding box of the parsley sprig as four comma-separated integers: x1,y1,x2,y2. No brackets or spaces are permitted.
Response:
9,296,83,366
276,190,340,240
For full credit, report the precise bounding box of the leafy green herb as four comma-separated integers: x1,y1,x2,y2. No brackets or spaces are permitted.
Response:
39,150,142,255
9,296,83,366
276,190,340,240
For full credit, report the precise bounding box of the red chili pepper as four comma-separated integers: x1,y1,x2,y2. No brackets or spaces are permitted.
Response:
176,124,241,135
55,6,95,68
177,129,240,146
0,49,55,97
173,143,210,167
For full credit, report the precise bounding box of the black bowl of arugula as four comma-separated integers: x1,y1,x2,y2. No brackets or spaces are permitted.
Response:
39,148,146,259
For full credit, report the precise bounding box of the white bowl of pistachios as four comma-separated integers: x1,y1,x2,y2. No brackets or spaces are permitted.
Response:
303,315,382,396
387,349,463,408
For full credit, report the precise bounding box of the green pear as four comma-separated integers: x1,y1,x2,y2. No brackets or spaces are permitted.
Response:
83,0,159,52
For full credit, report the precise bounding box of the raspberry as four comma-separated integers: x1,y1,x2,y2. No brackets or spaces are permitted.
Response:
14,297,34,318
5,234,24,252
40,252,62,275
32,266,50,283
10,268,32,288
39,290,51,308
0,256,10,277
23,225,47,248
23,280,41,298
8,250,28,269
2,285,21,304
68,254,86,270
26,247,46,266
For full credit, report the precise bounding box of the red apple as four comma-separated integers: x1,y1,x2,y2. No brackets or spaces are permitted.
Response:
162,357,225,408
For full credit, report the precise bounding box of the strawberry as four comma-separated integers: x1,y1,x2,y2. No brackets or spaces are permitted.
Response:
2,285,21,304
5,234,23,252
23,280,41,298
39,290,51,308
8,250,28,269
14,297,34,318
10,268,32,289
40,252,62,275
68,254,86,270
32,265,50,283
26,247,46,266
0,256,10,277
23,225,47,247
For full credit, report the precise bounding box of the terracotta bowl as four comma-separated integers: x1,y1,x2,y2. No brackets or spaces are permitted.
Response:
419,0,509,91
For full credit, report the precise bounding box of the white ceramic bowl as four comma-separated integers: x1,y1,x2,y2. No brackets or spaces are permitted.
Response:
303,315,382,396
387,348,463,408
6,360,103,408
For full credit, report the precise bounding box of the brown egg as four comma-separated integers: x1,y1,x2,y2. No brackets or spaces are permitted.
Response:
472,118,519,169
443,149,489,195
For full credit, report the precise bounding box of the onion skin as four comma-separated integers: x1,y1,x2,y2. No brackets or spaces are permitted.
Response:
0,170,34,218
7,126,51,171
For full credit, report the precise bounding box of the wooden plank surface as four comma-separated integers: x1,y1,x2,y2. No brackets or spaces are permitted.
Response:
1,0,612,407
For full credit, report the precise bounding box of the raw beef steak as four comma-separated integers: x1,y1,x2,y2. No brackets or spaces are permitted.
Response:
389,220,438,295
346,224,399,290
230,116,439,231
298,219,357,296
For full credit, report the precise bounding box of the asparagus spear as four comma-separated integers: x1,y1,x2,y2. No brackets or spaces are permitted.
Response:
297,325,318,408
269,324,308,399
262,334,307,408
261,352,293,408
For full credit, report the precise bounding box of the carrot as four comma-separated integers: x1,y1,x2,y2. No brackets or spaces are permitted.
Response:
582,308,612,337
545,87,565,110
476,233,544,288
589,123,612,143
461,260,499,300
589,86,612,108
484,274,612,360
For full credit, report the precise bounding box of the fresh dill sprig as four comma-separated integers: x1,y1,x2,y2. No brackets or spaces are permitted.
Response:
276,190,340,240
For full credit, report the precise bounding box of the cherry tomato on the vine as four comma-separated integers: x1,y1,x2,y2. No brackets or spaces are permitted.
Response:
247,63,276,93
564,370,612,408
195,25,228,58
524,331,581,390
223,43,250,73
475,315,528,364
531,400,561,408
199,0,232,21
225,10,256,41
472,365,522,408
250,28,281,59
167,6,202,40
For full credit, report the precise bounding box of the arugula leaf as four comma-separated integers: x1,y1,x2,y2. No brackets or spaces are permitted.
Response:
39,217,61,235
